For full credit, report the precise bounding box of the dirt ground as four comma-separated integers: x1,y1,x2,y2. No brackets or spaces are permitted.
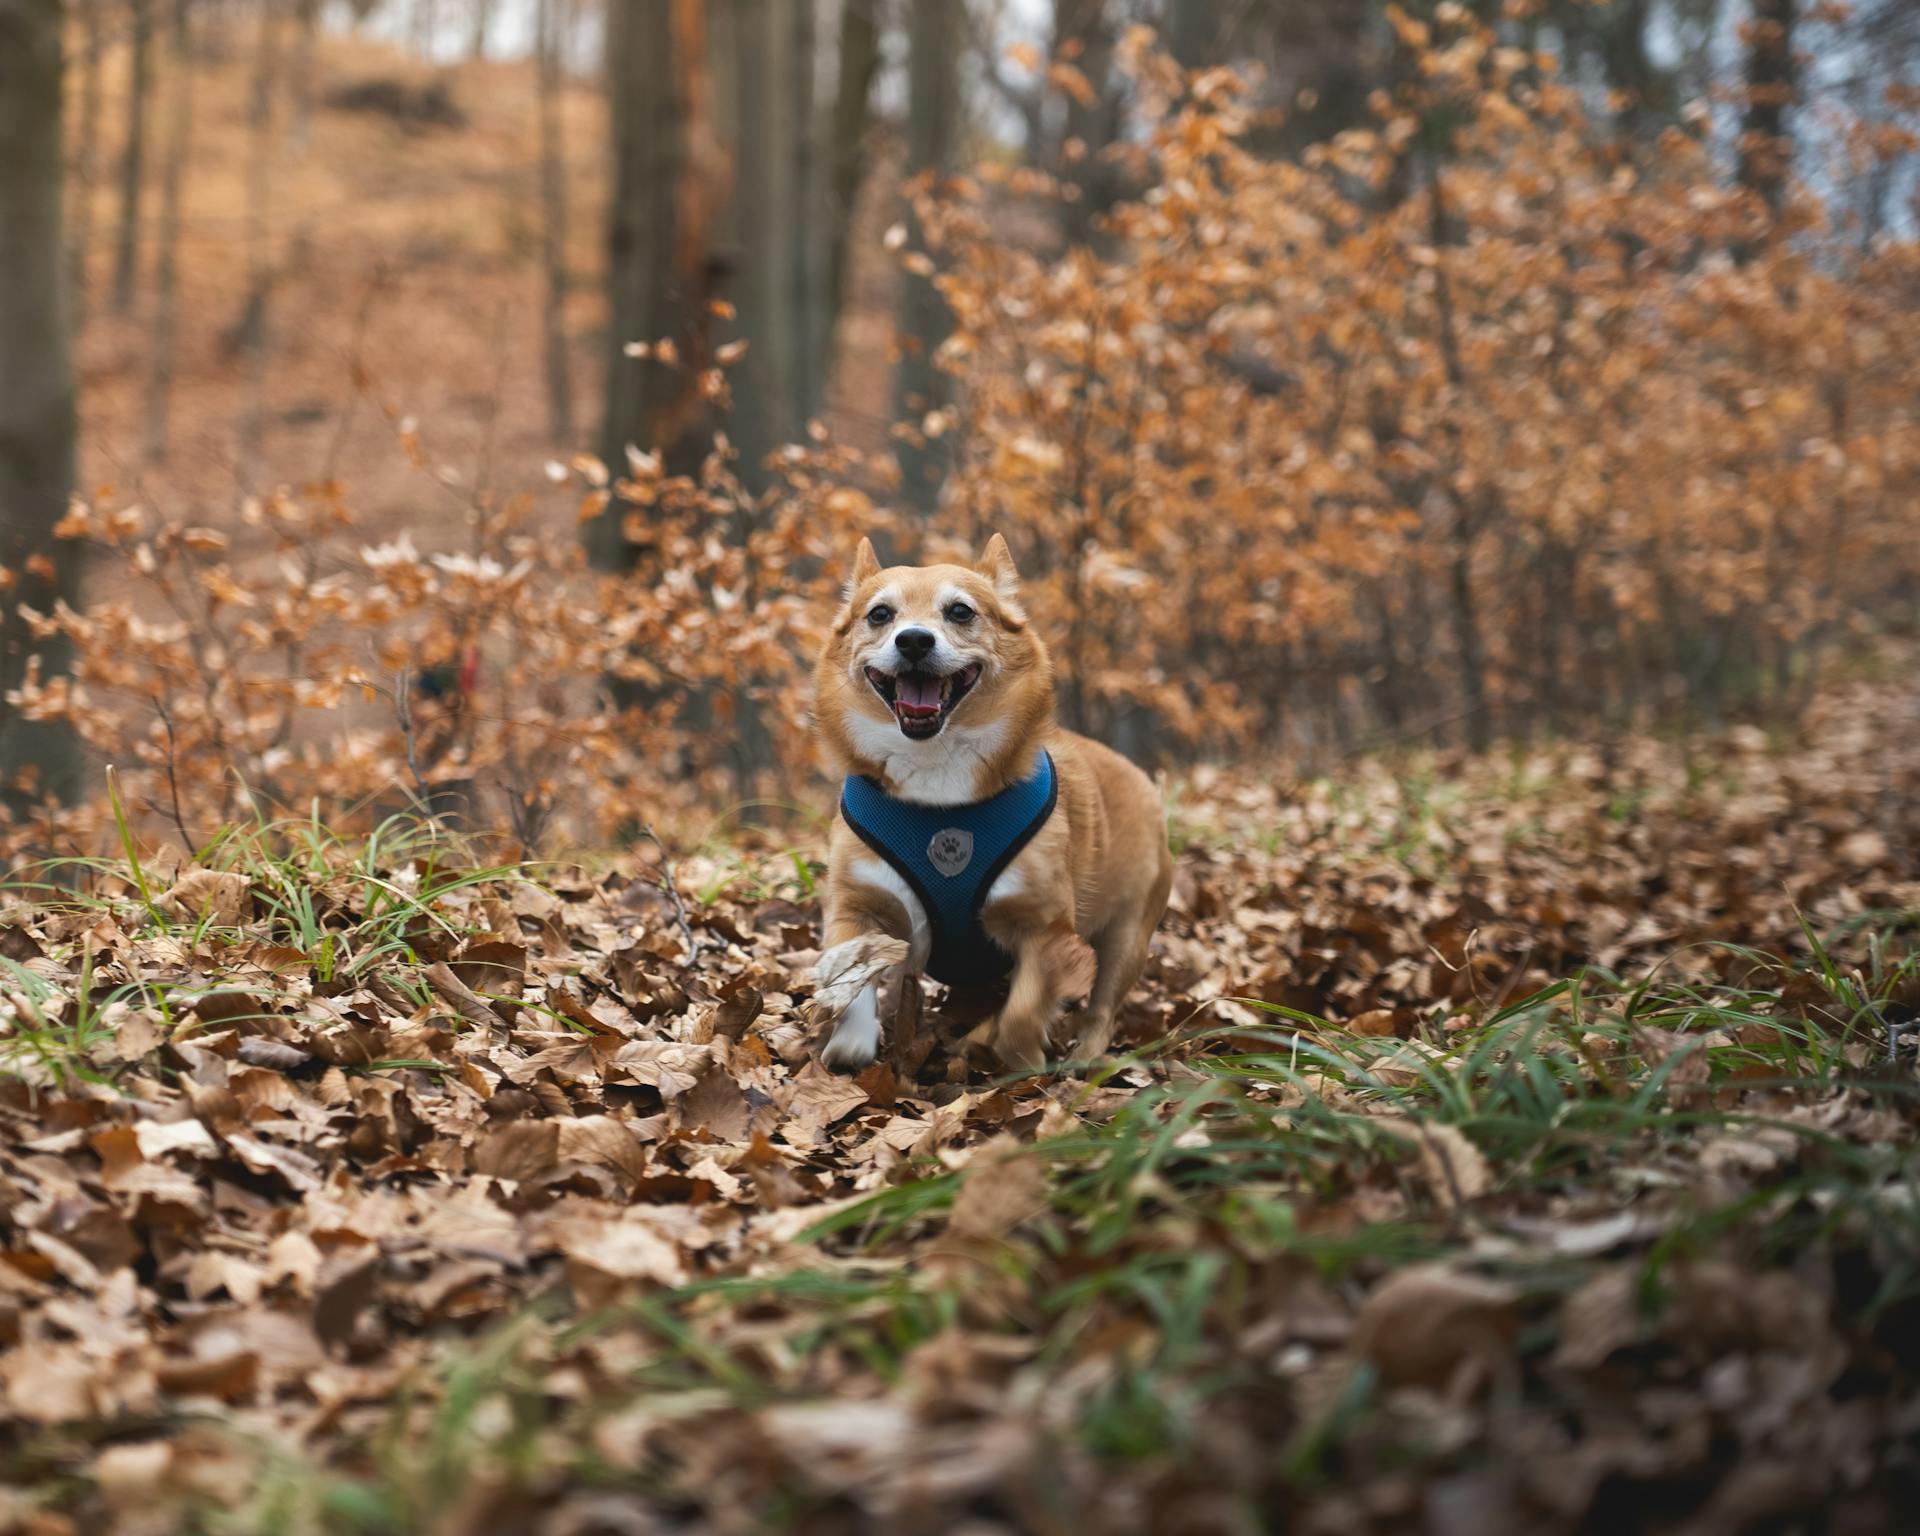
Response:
72,24,902,553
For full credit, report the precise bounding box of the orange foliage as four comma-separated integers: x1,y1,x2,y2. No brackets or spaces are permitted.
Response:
928,18,1920,751
10,425,883,856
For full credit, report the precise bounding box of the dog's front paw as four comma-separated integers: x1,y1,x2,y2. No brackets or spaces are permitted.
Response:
1062,1019,1117,1077
822,985,881,1075
822,1031,878,1075
964,1014,1049,1077
991,1030,1048,1077
822,1040,877,1075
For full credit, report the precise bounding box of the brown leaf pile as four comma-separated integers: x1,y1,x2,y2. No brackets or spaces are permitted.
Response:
1,675,1917,1533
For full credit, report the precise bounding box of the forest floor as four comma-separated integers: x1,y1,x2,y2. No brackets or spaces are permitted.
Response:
78,27,605,526
2,667,1918,1534
75,23,902,540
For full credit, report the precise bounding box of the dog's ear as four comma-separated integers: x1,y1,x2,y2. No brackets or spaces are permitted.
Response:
833,540,883,631
843,537,882,601
975,533,1027,628
976,533,1020,597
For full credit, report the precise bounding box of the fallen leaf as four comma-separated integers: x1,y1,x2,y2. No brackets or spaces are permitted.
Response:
1552,1265,1649,1370
1375,1116,1491,1209
948,1135,1049,1241
814,935,909,1018
1350,1263,1519,1387
561,1219,687,1306
423,962,507,1029
610,1040,709,1099
158,869,251,927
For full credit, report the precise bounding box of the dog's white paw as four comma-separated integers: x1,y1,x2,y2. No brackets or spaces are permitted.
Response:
822,985,881,1075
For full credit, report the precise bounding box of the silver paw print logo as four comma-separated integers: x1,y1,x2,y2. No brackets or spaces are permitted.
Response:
927,827,974,877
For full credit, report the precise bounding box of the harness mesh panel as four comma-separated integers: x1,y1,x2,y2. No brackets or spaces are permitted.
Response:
839,752,1058,987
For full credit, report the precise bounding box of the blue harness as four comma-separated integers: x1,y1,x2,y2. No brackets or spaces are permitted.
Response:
839,753,1058,988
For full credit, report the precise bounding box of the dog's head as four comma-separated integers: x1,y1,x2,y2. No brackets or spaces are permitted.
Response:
814,533,1053,768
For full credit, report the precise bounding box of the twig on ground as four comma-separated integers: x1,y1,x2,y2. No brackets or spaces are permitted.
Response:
1862,991,1907,1066
1483,940,1537,1018
639,822,702,963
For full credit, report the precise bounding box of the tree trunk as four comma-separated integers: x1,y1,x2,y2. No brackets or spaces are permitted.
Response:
468,0,493,57
1055,0,1120,249
290,0,319,155
726,0,799,491
1448,530,1491,752
1165,0,1218,67
1737,0,1797,218
146,0,193,462
894,0,963,518
236,1,281,502
0,0,84,810
593,0,724,569
69,0,104,331
535,0,573,443
1424,148,1491,752
825,0,879,377
791,0,827,426
113,0,155,314
1595,0,1674,138
1249,0,1383,159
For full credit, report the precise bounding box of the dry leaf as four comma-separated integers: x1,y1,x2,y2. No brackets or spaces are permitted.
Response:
1350,1263,1519,1387
157,870,250,927
814,935,909,1018
1375,1116,1490,1209
948,1135,1049,1241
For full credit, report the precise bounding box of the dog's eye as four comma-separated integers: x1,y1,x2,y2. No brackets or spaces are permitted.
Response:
944,602,976,625
865,605,894,627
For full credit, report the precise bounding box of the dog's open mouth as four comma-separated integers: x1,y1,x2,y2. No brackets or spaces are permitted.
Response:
865,663,983,739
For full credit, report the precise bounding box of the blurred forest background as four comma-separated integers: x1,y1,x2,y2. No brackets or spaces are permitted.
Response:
2,0,1918,852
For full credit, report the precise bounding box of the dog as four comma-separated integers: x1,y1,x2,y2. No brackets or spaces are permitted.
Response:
812,534,1173,1074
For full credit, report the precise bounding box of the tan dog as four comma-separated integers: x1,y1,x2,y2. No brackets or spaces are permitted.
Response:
813,534,1172,1074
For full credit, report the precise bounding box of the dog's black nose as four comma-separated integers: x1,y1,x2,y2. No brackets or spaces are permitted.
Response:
894,628,936,664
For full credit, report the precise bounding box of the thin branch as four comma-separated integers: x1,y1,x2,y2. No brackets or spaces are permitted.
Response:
494,777,553,860
638,822,702,964
393,669,438,820
151,696,197,857
319,266,388,486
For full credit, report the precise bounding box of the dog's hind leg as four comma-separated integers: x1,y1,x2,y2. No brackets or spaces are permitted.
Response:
1071,857,1172,1066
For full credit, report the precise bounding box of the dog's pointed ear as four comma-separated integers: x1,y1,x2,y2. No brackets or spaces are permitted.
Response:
843,537,882,600
976,533,1020,599
975,533,1027,627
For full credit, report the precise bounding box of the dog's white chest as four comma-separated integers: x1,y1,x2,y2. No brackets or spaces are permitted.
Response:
843,714,1011,805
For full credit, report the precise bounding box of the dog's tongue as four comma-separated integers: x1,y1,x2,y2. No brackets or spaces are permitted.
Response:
896,674,942,717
